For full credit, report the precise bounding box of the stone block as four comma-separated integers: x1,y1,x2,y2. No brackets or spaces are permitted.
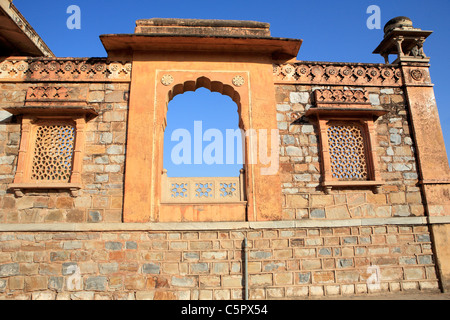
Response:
274,272,293,285
8,276,23,290
267,287,284,298
310,195,334,207
286,194,308,208
0,262,19,277
302,259,321,270
171,276,196,287
326,285,341,295
124,275,146,290
99,262,118,274
199,275,220,288
201,251,227,260
310,285,324,296
135,291,155,300
286,146,303,156
336,270,360,283
24,276,47,291
85,276,107,291
222,275,243,287
312,271,334,284
105,241,123,250
249,274,272,286
404,267,425,280
142,263,160,274
290,92,309,104
326,205,350,219
190,263,209,273
286,286,308,297
310,208,325,218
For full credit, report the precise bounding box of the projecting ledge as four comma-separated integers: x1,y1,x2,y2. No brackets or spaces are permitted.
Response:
0,217,437,233
8,183,82,197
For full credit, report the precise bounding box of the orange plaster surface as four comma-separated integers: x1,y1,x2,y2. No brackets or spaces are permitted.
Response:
123,51,284,222
159,203,247,222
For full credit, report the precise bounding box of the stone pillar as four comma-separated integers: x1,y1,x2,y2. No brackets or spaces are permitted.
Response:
374,15,450,292
401,66,450,291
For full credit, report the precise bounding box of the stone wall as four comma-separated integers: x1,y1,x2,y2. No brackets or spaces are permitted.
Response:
0,81,129,224
0,59,445,299
0,224,439,300
276,85,424,220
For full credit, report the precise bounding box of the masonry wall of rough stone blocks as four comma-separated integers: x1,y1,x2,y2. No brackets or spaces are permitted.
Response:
0,59,444,299
275,85,423,220
0,225,439,300
0,81,130,224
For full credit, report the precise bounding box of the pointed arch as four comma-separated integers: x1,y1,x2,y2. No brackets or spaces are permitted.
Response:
166,76,244,130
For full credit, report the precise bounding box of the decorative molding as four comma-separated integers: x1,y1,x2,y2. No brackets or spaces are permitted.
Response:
273,61,403,86
26,86,70,100
0,58,132,82
25,85,88,103
6,85,96,119
0,217,434,232
314,89,370,104
306,89,388,118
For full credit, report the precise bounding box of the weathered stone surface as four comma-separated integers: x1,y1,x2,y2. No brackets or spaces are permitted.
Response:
142,263,160,274
0,263,19,277
85,276,107,291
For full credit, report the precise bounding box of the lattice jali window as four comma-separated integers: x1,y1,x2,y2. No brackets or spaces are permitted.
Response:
327,123,368,180
30,124,76,182
9,116,87,197
313,118,384,194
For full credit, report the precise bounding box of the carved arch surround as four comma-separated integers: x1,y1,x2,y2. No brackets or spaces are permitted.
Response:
123,62,282,223
161,73,248,131
153,71,254,222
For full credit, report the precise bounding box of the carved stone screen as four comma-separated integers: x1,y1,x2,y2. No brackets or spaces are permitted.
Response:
326,122,368,180
30,123,76,182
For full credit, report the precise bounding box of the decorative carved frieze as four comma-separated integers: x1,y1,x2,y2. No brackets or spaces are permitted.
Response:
26,85,89,102
0,58,132,82
314,89,369,104
306,89,387,119
19,85,93,116
26,86,71,100
273,62,403,86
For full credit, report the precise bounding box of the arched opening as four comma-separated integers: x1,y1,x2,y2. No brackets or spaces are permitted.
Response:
161,83,246,206
163,87,243,177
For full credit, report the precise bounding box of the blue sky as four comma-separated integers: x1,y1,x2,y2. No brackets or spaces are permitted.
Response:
14,0,450,176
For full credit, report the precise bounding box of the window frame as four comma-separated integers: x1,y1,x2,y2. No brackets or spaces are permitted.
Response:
306,89,386,194
8,114,86,197
317,116,383,193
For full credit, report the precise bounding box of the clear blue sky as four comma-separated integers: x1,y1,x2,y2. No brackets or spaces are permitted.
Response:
14,0,450,177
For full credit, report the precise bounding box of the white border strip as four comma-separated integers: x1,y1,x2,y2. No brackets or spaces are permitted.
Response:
0,216,434,232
